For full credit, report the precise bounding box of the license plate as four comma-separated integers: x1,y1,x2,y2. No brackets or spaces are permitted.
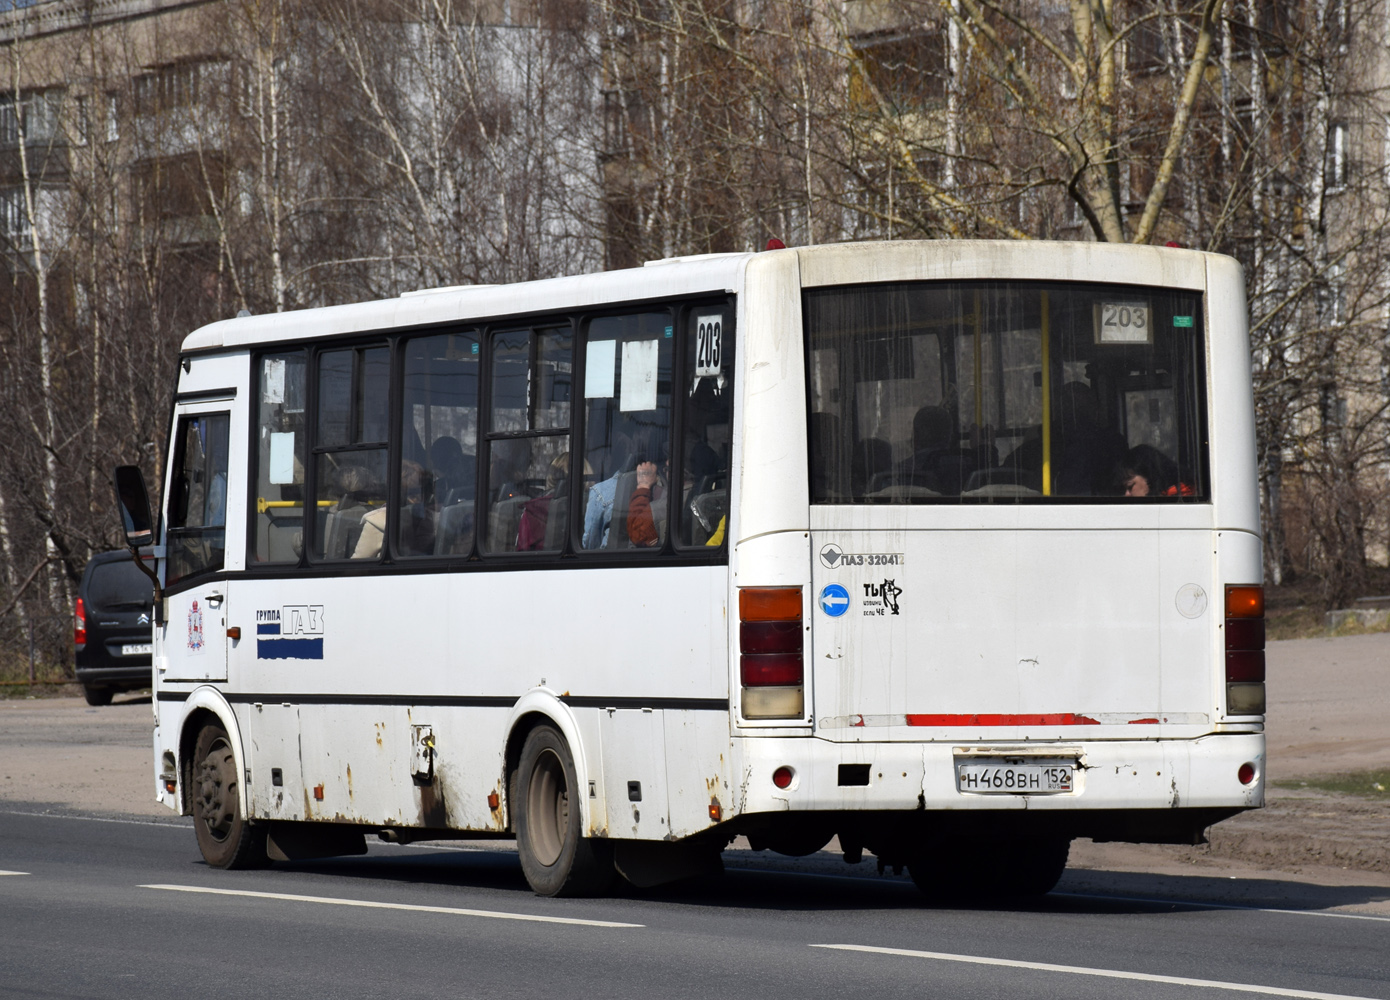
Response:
121,643,152,656
957,763,1073,794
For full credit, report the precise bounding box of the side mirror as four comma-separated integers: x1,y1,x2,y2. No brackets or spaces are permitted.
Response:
113,465,154,548
113,465,164,626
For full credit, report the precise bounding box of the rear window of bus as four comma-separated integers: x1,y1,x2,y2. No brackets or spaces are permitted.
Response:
805,281,1207,503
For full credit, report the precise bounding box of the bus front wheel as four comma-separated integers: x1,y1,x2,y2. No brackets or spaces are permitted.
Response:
514,725,614,897
190,723,268,869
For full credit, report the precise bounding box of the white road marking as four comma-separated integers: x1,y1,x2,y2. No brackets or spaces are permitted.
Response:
0,870,30,876
140,884,643,928
1054,891,1390,925
0,809,189,829
811,943,1384,999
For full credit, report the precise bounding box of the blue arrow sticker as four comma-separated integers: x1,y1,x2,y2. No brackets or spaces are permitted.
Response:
819,583,851,618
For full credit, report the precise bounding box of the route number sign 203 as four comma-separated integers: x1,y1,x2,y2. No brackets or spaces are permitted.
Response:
1094,301,1152,344
696,314,723,377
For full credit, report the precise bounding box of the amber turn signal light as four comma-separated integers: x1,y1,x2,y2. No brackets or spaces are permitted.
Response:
1225,585,1264,619
739,587,803,622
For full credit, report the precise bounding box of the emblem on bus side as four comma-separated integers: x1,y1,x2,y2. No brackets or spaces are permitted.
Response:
186,600,204,652
820,543,905,569
255,606,326,660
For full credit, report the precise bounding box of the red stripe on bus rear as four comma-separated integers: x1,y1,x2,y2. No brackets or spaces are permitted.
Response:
905,713,1102,727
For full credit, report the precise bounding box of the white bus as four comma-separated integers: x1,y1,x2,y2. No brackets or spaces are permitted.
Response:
114,239,1266,898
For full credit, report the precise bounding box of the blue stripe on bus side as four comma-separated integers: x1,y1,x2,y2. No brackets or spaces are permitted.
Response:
256,638,324,660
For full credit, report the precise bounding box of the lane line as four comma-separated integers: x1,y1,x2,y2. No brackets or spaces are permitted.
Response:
0,870,30,876
0,809,189,829
811,944,1384,1000
5,812,1378,929
140,884,643,928
1054,891,1390,925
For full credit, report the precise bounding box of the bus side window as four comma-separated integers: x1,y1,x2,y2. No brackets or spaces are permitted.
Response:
252,352,306,563
167,412,230,585
678,306,732,547
483,327,573,554
399,333,479,558
579,312,673,551
312,345,389,561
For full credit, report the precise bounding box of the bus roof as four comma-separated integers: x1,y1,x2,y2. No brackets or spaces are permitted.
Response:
180,252,758,353
180,240,1219,353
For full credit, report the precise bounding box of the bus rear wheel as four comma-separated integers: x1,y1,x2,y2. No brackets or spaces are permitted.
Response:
514,725,614,897
190,723,267,869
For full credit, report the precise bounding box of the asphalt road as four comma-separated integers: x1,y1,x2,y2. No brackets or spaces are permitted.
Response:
2,808,1388,1000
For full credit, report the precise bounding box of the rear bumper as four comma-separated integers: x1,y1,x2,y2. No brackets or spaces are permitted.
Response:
732,732,1265,817
75,664,152,690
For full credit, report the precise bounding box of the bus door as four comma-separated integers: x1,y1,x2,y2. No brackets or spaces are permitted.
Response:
163,406,233,683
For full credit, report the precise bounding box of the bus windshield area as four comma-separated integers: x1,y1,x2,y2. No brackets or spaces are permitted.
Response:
805,281,1207,503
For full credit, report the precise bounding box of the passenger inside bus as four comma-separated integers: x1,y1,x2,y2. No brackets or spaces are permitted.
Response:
896,405,953,492
1120,444,1193,497
605,431,667,549
355,460,435,558
429,436,473,506
317,463,381,559
1056,381,1128,496
430,436,476,556
518,453,584,550
582,430,634,549
626,458,666,548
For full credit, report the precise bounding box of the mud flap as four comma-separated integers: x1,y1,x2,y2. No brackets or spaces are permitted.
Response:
613,840,723,888
265,821,368,861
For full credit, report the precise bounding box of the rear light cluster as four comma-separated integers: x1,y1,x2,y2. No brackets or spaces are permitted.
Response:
739,587,804,720
1225,585,1265,716
74,597,86,649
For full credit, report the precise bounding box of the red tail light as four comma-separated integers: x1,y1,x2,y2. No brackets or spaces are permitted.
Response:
739,591,803,687
739,587,805,720
741,653,803,686
740,620,801,653
1225,584,1265,714
74,597,86,648
1225,650,1265,682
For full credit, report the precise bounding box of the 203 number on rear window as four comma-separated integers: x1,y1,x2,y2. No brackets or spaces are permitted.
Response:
1095,301,1151,344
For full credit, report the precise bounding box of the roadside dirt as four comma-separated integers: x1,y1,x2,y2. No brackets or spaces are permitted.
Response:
1067,631,1390,885
2,633,1387,893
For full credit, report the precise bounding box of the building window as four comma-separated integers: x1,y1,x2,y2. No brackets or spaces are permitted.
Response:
133,59,223,117
0,188,26,243
105,92,120,143
0,90,63,147
1328,122,1350,190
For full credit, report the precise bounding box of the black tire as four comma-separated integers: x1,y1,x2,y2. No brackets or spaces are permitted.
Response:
514,725,614,897
910,836,1070,901
190,723,268,869
82,686,113,707
1001,836,1071,896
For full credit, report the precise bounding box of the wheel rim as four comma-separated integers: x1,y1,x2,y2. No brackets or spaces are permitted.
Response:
194,737,237,844
526,748,568,867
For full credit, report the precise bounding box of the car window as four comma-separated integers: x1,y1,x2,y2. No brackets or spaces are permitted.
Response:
87,559,154,611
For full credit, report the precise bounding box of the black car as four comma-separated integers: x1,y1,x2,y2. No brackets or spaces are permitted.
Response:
75,550,155,706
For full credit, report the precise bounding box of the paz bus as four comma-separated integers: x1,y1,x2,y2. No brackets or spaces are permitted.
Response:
113,239,1265,898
